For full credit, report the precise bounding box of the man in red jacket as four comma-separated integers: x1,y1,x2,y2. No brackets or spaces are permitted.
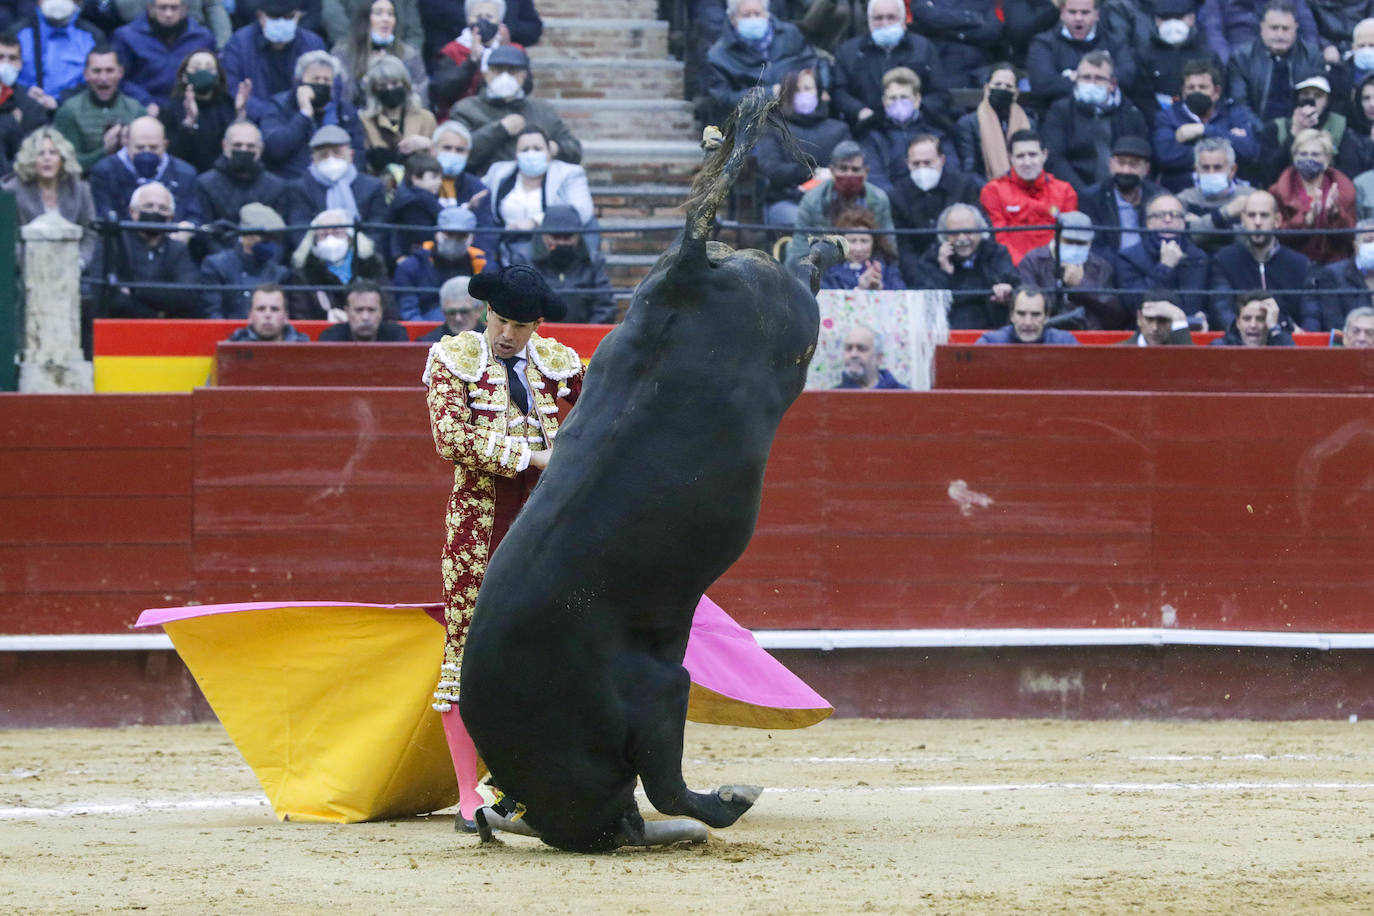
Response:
979,129,1078,264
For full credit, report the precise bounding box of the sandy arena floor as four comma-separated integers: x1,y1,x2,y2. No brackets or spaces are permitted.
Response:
2,719,1373,914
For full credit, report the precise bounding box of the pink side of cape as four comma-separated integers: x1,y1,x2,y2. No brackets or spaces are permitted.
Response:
137,595,829,713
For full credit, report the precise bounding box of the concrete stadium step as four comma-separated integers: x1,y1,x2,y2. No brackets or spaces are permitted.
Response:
592,183,688,219
581,140,703,186
532,57,683,101
537,18,670,59
550,97,696,141
536,0,658,19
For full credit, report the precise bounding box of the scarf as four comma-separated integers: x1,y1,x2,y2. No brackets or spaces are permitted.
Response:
975,92,1030,180
308,161,360,219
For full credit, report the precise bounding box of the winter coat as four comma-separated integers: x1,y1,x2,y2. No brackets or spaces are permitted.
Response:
1115,232,1216,319
197,244,297,319
111,14,215,105
88,152,201,222
194,156,292,226
1210,240,1320,330
1225,37,1328,122
910,237,1020,329
831,29,946,127
704,18,820,122
908,0,1003,80
449,91,581,177
86,231,201,318
1041,94,1149,193
1151,97,1262,191
221,22,326,121
394,247,489,321
160,90,237,173
259,86,366,179
887,166,985,282
854,111,955,194
978,169,1079,264
752,111,852,206
1016,244,1127,329
1025,27,1136,112
519,232,617,324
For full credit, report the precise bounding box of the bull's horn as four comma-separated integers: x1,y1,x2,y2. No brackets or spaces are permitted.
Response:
475,806,540,843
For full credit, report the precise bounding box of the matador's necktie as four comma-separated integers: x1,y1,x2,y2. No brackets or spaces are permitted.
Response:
500,356,529,414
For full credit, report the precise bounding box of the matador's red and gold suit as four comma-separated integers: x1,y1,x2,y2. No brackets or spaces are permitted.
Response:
423,327,584,710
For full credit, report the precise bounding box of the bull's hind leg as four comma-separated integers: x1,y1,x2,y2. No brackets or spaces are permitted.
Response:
626,659,762,830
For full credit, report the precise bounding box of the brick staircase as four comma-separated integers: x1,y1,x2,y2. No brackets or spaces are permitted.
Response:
528,0,700,296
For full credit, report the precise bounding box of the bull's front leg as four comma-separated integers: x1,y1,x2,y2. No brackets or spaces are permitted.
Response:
624,658,762,830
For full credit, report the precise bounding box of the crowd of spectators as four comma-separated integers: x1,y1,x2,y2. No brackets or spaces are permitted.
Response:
715,0,1374,343
4,0,1374,346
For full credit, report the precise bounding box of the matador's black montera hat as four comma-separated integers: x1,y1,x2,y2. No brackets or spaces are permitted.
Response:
469,265,567,323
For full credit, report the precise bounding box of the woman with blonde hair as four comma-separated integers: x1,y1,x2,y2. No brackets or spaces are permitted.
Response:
358,54,437,173
1270,127,1357,265
1,126,96,266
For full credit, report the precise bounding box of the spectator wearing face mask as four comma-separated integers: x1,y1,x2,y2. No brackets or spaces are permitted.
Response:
431,0,522,114
358,53,433,173
783,139,895,266
1079,135,1164,255
259,49,364,178
1152,57,1262,191
430,119,496,252
0,32,57,160
448,44,581,177
1255,74,1369,184
330,0,426,106
888,133,982,281
752,66,851,227
1128,0,1218,121
112,0,216,108
394,206,488,322
85,180,201,318
854,67,954,194
481,125,594,267
1315,218,1374,331
160,49,248,172
15,0,103,100
515,204,617,324
1026,0,1137,112
88,113,200,220
282,124,384,240
955,64,1033,182
222,0,325,120
1270,127,1357,263
290,207,388,320
1015,210,1126,329
198,202,299,319
703,0,822,125
1042,50,1149,194
1178,136,1255,251
193,120,289,226
831,0,947,131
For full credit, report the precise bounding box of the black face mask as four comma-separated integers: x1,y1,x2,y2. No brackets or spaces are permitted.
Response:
1113,171,1143,193
1184,92,1213,118
377,86,407,109
136,210,165,224
310,82,332,108
547,245,577,269
227,148,258,175
987,88,1014,117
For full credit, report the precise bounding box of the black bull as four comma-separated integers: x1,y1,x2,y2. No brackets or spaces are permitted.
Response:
459,91,844,852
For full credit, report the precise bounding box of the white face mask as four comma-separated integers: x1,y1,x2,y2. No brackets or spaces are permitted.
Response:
40,0,77,22
486,71,522,100
313,234,349,263
1059,241,1091,265
315,155,349,183
1157,18,1190,45
909,166,941,191
1357,241,1374,272
0,63,18,87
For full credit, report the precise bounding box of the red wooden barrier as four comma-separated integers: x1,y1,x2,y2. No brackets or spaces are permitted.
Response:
935,345,1374,392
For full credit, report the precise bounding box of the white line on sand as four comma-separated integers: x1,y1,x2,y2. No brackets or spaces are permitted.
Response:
7,781,1374,821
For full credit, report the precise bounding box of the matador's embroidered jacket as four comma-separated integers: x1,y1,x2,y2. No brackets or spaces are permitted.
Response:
423,329,583,711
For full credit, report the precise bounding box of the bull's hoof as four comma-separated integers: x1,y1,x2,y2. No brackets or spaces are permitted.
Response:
456,814,477,833
475,806,540,843
629,819,709,847
717,784,763,818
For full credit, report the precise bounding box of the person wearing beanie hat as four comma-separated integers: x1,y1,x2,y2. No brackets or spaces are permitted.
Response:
1015,209,1127,329
394,205,490,321
198,201,299,319
422,260,583,831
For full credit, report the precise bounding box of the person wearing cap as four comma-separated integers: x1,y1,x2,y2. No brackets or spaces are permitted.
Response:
222,0,326,120
290,206,388,319
1025,0,1137,112
480,124,594,264
111,0,216,108
417,274,486,342
1079,134,1164,255
1041,49,1149,194
1015,210,1126,329
1119,290,1195,345
1152,58,1262,192
1256,73,1369,184
198,201,298,319
974,285,1081,343
227,282,310,341
422,263,583,830
192,120,290,228
260,49,365,178
394,205,489,321
1225,0,1327,122
515,204,615,323
979,128,1078,264
449,42,582,176
1127,0,1216,122
319,276,407,340
1213,189,1323,328
1178,136,1255,252
431,0,526,114
281,123,383,237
